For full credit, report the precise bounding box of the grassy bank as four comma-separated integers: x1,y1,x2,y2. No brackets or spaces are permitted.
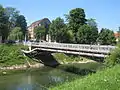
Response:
53,53,93,64
0,44,36,67
50,65,120,90
0,44,95,67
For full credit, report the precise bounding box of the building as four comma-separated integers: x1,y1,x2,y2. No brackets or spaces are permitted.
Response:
114,32,120,42
28,18,51,40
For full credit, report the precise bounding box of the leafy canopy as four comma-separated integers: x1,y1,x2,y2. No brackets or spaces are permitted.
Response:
49,17,66,42
97,28,116,45
34,26,46,41
77,24,98,44
8,27,23,41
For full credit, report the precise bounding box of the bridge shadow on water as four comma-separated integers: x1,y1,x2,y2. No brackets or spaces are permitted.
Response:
23,49,60,67
22,49,103,76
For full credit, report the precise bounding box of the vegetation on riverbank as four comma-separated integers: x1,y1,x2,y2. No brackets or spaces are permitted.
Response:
105,44,120,67
50,44,120,90
50,65,120,90
53,53,94,64
0,44,98,68
0,44,36,67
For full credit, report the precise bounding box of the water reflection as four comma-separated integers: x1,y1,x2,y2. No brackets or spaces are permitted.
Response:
0,62,102,90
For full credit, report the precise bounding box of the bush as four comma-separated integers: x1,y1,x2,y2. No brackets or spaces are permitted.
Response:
0,44,33,66
105,44,120,66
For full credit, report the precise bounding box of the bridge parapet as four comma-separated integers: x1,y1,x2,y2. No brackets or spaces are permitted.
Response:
30,42,115,54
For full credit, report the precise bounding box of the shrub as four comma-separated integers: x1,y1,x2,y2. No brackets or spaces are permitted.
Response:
105,44,120,66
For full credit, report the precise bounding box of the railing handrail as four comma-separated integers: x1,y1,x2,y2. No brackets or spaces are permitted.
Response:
28,42,115,54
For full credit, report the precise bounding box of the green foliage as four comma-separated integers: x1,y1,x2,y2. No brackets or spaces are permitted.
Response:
77,24,98,44
49,17,66,42
64,66,96,75
8,27,23,41
97,28,116,45
67,8,86,32
66,8,86,43
105,44,120,66
34,26,46,41
53,53,92,64
0,5,27,42
50,65,120,90
0,44,31,66
0,5,9,42
5,7,20,30
63,30,74,43
16,15,27,37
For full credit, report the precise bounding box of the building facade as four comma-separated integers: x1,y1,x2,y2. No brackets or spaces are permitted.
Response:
28,18,51,40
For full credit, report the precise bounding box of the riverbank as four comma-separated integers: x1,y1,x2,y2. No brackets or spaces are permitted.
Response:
53,53,98,64
0,63,44,75
0,44,98,67
0,44,44,74
50,65,120,90
0,63,44,70
0,44,100,76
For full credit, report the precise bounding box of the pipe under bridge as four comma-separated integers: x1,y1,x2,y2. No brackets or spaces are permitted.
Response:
26,42,115,58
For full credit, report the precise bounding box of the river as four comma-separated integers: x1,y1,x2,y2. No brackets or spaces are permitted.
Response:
0,62,103,90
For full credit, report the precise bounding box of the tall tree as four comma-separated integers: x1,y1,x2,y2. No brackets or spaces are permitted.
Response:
8,27,23,41
34,26,46,41
66,8,86,42
97,28,116,45
77,24,98,44
16,15,27,38
49,17,66,42
5,7,19,30
0,5,9,42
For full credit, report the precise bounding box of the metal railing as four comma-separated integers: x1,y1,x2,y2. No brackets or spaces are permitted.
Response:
28,42,115,54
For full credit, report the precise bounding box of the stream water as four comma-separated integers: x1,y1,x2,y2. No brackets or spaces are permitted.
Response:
0,62,103,90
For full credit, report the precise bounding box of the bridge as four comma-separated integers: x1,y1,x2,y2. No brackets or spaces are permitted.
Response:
24,42,115,58
22,42,116,67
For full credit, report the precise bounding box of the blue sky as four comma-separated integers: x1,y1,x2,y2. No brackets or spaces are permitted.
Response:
0,0,120,31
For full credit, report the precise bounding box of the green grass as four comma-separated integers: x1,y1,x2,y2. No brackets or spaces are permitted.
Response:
0,44,36,67
50,65,120,90
53,53,92,64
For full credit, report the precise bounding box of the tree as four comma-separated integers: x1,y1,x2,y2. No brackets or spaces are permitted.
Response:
0,5,9,42
97,28,116,45
77,24,98,44
5,7,19,30
87,18,97,27
63,29,74,43
16,15,27,37
49,17,66,42
66,8,87,42
34,26,46,41
8,27,23,41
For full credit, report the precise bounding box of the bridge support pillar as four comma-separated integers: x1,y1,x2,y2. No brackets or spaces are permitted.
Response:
29,46,32,51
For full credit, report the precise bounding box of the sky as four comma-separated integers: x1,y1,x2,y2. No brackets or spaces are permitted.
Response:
0,0,120,31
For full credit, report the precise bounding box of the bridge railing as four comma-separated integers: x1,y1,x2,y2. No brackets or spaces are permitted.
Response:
30,42,115,54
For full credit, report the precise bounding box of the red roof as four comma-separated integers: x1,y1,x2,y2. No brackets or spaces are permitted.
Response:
114,33,120,38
